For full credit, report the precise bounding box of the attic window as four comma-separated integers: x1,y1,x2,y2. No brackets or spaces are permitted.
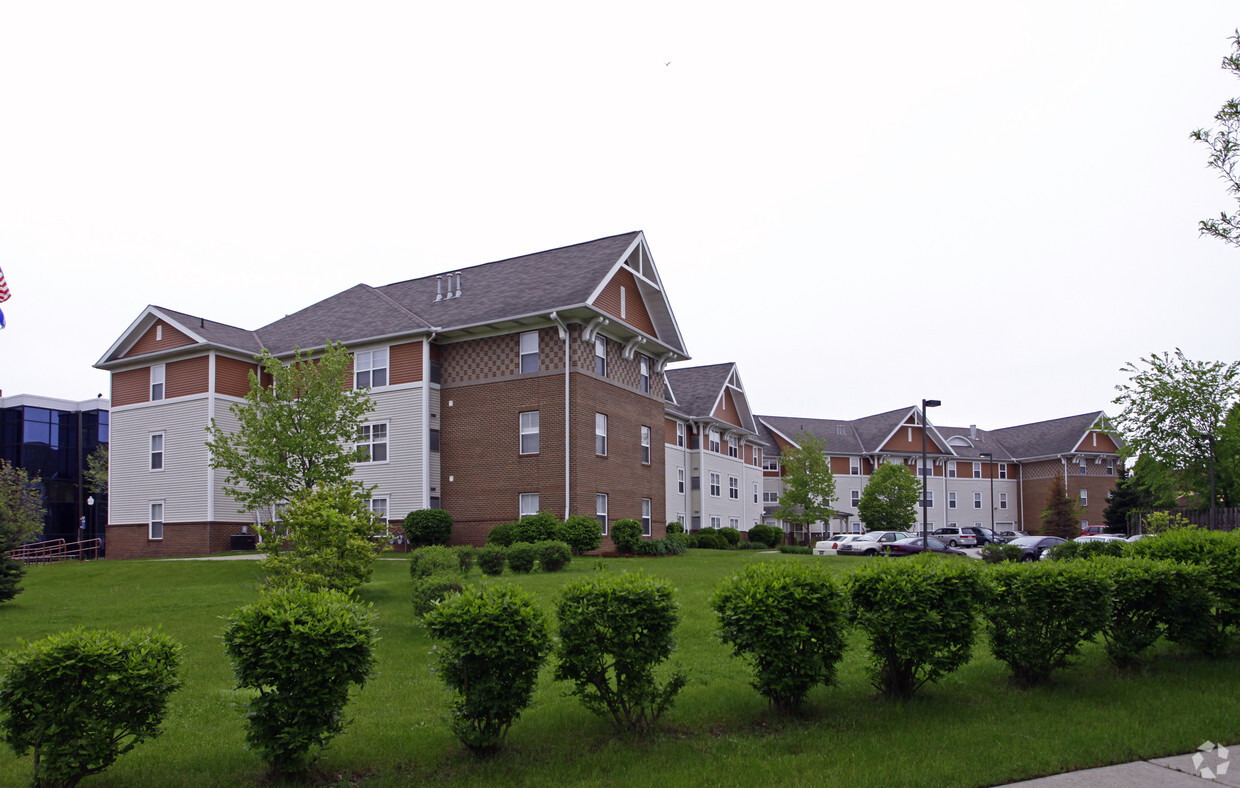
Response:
620,286,627,319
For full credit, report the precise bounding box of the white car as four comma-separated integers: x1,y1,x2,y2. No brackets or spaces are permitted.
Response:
837,531,916,556
813,534,867,556
1073,534,1127,543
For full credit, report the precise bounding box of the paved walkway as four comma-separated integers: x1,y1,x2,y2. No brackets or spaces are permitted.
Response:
1002,745,1234,786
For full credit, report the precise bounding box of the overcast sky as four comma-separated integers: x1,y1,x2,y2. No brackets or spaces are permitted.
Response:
2,1,1237,432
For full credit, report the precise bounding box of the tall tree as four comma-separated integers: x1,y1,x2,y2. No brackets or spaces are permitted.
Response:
1102,464,1143,532
856,462,920,531
1112,349,1240,503
1191,30,1240,248
774,434,837,537
205,342,375,514
1040,475,1081,540
84,445,108,495
0,460,48,603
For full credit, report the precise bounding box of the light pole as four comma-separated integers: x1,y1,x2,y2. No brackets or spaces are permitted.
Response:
1205,433,1217,530
980,452,994,541
921,399,941,545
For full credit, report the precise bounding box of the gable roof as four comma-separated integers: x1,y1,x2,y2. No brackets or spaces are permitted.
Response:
757,415,865,455
665,362,759,434
988,412,1116,460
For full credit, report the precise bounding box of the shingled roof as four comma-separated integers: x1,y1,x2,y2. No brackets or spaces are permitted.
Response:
989,412,1113,460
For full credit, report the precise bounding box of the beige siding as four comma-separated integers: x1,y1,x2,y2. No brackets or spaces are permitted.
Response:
353,386,425,518
209,405,257,522
109,399,211,525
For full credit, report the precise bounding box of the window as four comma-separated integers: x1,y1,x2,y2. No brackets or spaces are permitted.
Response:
998,463,1008,479
356,423,389,462
947,461,956,478
369,497,389,534
763,491,779,503
1106,459,1115,475
999,492,1008,510
973,492,982,509
753,483,759,504
520,411,540,454
642,498,652,536
595,413,607,455
519,331,538,373
924,490,934,507
354,349,389,389
519,493,539,519
429,428,441,451
1079,458,1088,474
595,335,607,376
916,458,932,477
149,501,164,540
641,426,651,464
639,355,650,393
677,467,685,494
709,430,721,453
150,364,165,401
753,449,761,467
1080,489,1088,507
851,489,860,507
728,437,738,458
676,422,685,447
948,491,957,509
972,462,982,479
850,457,861,475
597,493,608,535
763,458,778,471
429,360,442,384
729,476,739,500
710,516,721,529
710,472,721,497
150,433,165,471
729,517,739,530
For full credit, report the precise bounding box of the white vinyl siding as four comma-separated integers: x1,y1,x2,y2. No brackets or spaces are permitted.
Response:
110,400,212,525
350,387,428,518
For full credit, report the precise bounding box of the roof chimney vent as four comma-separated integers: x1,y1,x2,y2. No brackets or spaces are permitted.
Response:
435,275,443,301
970,424,977,440
454,271,462,298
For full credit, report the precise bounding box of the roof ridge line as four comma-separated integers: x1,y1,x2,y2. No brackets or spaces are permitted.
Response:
361,283,435,331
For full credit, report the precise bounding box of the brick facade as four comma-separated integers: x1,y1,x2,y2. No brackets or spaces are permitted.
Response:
106,521,251,560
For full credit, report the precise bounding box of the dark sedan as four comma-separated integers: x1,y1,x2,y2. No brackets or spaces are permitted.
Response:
1007,535,1066,561
882,537,966,557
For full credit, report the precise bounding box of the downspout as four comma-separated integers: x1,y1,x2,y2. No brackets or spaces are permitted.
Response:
550,313,570,519
422,334,435,511
207,351,216,523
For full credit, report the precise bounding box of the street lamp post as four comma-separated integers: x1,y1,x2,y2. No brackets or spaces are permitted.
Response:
921,399,941,545
1205,433,1217,530
980,452,994,541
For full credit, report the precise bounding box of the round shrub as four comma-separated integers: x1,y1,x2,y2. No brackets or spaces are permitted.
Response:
410,545,460,580
453,544,477,574
535,540,572,572
666,520,685,535
506,542,538,574
611,519,643,554
981,544,1024,564
747,524,782,548
0,628,182,788
412,570,467,615
1093,556,1213,667
477,545,507,576
403,509,453,547
712,562,847,713
717,527,741,547
487,522,517,547
558,515,603,554
695,531,728,550
513,513,559,544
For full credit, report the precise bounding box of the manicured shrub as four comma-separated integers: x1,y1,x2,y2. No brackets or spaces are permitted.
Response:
736,541,769,550
453,544,477,573
1129,528,1240,656
712,562,848,713
513,512,560,544
611,519,643,554
487,522,517,547
412,570,467,615
695,531,728,550
666,520,685,534
666,532,691,554
849,557,983,699
1047,540,1126,561
778,545,812,555
261,484,386,594
506,542,538,574
982,561,1112,687
634,536,689,556
403,508,454,547
747,524,783,548
477,545,507,576
410,544,460,580
0,628,182,788
535,540,572,572
717,526,741,547
423,584,551,754
981,544,1024,564
558,514,604,554
222,587,377,775
554,572,686,732
1092,557,1213,667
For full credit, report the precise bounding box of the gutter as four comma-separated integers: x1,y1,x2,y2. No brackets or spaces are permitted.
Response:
550,313,571,518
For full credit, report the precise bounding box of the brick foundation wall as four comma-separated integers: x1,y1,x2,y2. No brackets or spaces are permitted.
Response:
105,521,251,559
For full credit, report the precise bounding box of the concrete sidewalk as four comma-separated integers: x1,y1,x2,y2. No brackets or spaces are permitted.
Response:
1003,744,1234,787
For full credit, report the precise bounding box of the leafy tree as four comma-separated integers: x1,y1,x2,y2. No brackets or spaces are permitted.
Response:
205,342,375,514
0,461,46,604
1217,403,1240,506
1040,475,1081,539
1112,349,1240,505
84,445,108,496
1102,463,1142,532
260,484,387,594
856,462,920,531
773,433,837,536
1191,30,1240,247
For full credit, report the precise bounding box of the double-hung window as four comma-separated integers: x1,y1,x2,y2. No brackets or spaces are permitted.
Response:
708,430,721,453
851,489,860,507
709,472,721,497
354,349,389,389
727,437,738,458
677,467,685,494
356,423,389,462
973,492,983,509
924,490,934,508
850,457,861,475
519,331,539,373
520,411,540,455
753,483,759,504
972,462,982,479
639,355,650,393
149,501,164,540
948,491,957,509
640,426,651,464
642,498,652,536
729,476,739,500
150,364,165,401
998,463,1008,479
1080,489,1088,507
595,413,607,456
596,493,608,535
999,492,1008,510
369,497,389,534
594,336,607,376
519,493,539,519
675,422,685,447
947,461,957,478
150,433,165,471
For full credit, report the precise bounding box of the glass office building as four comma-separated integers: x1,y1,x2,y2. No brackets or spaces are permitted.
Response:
0,394,109,547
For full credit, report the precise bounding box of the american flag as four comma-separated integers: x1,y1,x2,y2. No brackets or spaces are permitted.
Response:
0,266,9,303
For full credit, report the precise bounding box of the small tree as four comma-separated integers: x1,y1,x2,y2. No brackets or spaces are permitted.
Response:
774,434,837,539
0,628,182,788
260,484,387,594
856,462,921,532
1040,475,1081,539
404,509,453,547
84,445,108,496
1191,30,1240,248
0,460,46,604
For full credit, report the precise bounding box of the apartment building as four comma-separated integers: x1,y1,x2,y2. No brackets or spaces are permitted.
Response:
95,231,687,558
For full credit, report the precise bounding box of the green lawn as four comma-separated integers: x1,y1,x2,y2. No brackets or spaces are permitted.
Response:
1,550,1238,787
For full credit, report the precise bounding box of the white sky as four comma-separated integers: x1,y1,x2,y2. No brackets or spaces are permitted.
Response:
1,1,1237,431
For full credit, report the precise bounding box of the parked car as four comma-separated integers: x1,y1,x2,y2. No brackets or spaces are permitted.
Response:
996,530,1027,543
882,536,966,557
1079,525,1110,537
962,526,999,545
1074,534,1126,543
1125,533,1151,542
837,531,915,556
813,534,866,556
931,527,978,548
1007,535,1066,561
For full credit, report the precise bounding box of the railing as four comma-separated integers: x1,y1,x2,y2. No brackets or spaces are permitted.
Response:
5,538,103,564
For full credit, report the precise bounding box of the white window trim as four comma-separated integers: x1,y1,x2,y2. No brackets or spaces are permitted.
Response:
972,462,982,479
369,497,390,536
150,432,165,472
709,430,721,453
710,472,721,497
520,411,540,455
354,348,390,390
356,421,390,464
729,475,739,500
947,460,956,478
974,492,983,509
639,354,650,393
999,492,1008,510
998,463,1008,479
641,425,651,465
595,413,608,456
597,493,608,536
519,331,539,374
677,467,685,495
1080,489,1088,506
642,498,652,536
519,492,539,519
149,500,165,540
948,491,957,509
676,422,685,447
753,482,759,504
150,363,165,401
595,335,608,376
